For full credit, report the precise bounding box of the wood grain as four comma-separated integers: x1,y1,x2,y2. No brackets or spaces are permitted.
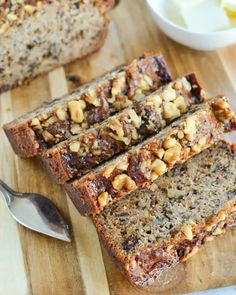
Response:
0,0,236,294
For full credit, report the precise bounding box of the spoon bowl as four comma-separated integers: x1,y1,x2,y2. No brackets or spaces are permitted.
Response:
0,180,71,242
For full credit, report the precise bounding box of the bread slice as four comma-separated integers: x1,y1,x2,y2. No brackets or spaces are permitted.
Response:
3,53,172,157
0,0,114,93
64,96,236,215
41,74,206,184
93,141,236,286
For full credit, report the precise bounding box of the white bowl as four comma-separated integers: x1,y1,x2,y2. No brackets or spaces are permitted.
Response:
146,0,236,51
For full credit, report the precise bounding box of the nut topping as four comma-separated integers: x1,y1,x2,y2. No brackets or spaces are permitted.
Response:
163,102,181,120
56,108,67,121
147,95,162,110
162,86,176,102
183,117,196,141
151,159,167,176
68,100,86,123
174,95,187,113
183,225,193,240
111,73,126,97
31,118,40,126
127,110,142,128
173,80,182,91
84,89,100,107
112,174,137,191
163,146,181,164
138,74,153,91
69,142,80,153
162,137,180,149
103,165,116,178
42,130,54,142
212,98,234,122
107,119,125,141
24,4,37,15
98,192,110,208
155,148,165,159
70,124,82,135
218,211,226,221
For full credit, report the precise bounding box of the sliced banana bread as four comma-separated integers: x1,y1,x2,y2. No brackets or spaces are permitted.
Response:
41,74,205,184
93,141,236,286
3,53,172,157
64,96,236,215
0,0,114,93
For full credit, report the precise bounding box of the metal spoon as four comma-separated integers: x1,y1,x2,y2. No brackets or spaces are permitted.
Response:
0,180,71,242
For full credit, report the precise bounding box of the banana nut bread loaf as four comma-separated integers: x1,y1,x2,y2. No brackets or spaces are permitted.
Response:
0,0,114,93
93,141,236,286
41,74,206,184
64,96,236,215
3,53,172,157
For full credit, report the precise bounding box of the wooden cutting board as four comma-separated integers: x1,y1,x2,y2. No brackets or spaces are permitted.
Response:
0,1,236,294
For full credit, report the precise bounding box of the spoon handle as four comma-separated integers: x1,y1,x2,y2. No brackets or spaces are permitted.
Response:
0,180,14,206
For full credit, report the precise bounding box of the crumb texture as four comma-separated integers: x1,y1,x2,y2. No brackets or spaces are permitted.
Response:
0,0,112,92
93,142,236,285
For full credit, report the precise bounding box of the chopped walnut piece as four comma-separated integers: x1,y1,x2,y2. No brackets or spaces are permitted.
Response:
163,146,181,164
127,110,142,128
177,130,184,139
174,95,187,113
183,117,196,141
68,100,86,123
183,225,193,240
155,148,165,159
56,108,67,121
70,124,82,135
107,119,124,141
69,142,80,153
162,86,176,102
84,89,100,107
98,192,110,208
103,164,116,179
31,118,40,126
163,102,181,120
42,130,54,142
116,161,129,171
212,98,234,122
163,137,180,149
112,174,137,191
138,74,153,91
172,80,182,91
218,211,226,221
24,5,37,15
111,73,126,97
147,94,162,110
151,159,167,176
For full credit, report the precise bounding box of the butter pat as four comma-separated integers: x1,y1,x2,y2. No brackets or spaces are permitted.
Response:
222,0,236,18
222,0,236,11
180,0,230,32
